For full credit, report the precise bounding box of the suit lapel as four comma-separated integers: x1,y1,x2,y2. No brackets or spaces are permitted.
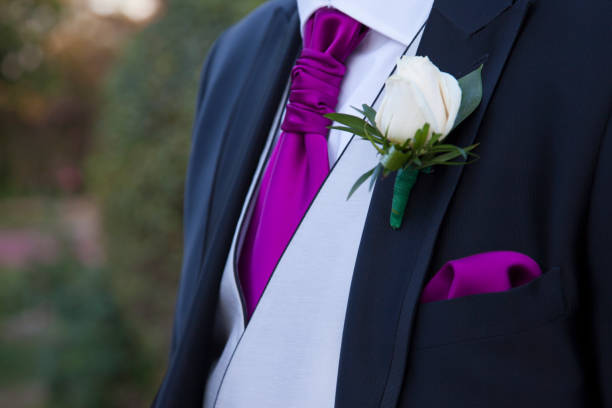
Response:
155,8,300,406
335,1,532,407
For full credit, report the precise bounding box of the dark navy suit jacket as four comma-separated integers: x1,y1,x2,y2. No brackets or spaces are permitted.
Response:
153,0,612,406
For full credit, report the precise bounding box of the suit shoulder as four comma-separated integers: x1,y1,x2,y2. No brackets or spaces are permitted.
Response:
216,0,297,52
192,0,298,125
195,0,297,103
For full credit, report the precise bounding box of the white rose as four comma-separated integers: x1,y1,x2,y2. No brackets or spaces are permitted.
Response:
375,56,462,145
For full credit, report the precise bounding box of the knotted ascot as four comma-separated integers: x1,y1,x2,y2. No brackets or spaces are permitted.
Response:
238,8,367,318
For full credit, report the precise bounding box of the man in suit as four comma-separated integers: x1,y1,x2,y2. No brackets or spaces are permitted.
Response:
153,0,612,406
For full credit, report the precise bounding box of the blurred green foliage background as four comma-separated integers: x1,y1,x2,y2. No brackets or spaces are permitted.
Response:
0,0,262,406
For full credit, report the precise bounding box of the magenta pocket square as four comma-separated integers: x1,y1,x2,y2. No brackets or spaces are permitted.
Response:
420,251,542,303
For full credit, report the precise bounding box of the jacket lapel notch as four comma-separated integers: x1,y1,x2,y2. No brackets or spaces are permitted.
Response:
434,0,514,35
335,1,532,407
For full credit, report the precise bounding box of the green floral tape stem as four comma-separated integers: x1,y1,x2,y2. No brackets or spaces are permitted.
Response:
390,166,419,230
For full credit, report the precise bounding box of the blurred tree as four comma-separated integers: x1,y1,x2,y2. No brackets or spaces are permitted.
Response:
0,0,61,86
88,0,264,395
0,0,140,196
0,0,67,196
0,257,149,407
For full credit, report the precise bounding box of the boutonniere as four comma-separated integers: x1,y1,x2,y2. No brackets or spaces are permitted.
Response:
325,56,483,229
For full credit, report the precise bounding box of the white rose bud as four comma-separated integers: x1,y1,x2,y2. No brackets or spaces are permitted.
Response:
375,56,462,145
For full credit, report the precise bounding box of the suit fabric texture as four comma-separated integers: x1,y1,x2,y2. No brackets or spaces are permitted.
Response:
152,0,612,406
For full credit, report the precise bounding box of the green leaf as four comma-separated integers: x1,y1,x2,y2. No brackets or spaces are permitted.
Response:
427,146,454,153
424,150,480,167
328,125,366,137
347,166,377,200
430,144,468,159
325,113,368,130
401,137,412,149
363,124,386,154
362,104,378,127
369,163,383,191
412,123,430,152
350,105,379,130
430,144,478,163
428,132,442,147
456,146,467,160
432,150,462,163
427,156,480,166
351,106,366,116
453,64,483,130
365,123,384,139
429,143,462,151
381,145,411,171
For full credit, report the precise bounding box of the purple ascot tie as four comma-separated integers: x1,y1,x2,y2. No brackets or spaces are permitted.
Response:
238,8,367,319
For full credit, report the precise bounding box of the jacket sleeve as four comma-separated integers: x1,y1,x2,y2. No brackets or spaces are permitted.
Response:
586,111,612,407
168,32,224,361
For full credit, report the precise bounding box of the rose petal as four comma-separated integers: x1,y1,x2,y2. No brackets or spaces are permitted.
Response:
398,56,447,136
439,72,462,137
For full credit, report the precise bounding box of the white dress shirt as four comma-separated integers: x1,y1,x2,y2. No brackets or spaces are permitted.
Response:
202,1,433,406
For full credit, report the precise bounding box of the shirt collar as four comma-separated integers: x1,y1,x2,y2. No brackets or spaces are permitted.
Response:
296,0,434,45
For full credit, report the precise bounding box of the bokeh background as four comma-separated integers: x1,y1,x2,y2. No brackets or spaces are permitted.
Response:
0,0,262,406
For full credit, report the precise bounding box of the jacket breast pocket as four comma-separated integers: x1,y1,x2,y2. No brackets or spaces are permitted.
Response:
412,266,569,349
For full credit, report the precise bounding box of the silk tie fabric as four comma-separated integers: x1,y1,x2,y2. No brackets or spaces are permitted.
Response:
238,8,367,319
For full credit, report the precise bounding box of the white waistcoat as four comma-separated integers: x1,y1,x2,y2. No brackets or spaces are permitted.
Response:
202,28,423,408
202,109,378,407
